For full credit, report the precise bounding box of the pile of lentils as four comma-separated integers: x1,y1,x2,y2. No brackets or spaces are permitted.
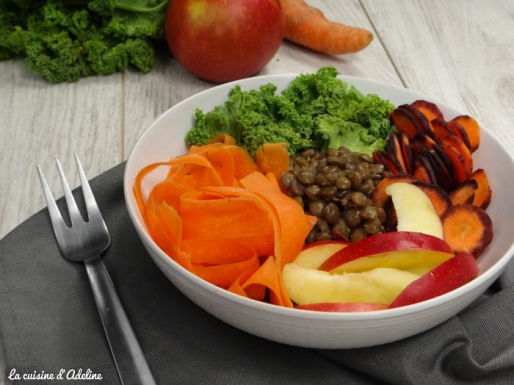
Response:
280,147,391,244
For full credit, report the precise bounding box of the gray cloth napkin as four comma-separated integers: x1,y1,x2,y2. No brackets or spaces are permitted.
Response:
1,163,513,385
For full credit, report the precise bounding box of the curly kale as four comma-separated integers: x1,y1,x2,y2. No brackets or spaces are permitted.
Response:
186,83,314,156
0,0,169,83
281,66,365,117
186,67,396,156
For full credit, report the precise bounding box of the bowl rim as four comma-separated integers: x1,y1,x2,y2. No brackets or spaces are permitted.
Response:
124,73,514,320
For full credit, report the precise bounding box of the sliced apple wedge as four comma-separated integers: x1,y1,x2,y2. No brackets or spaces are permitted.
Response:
389,251,479,308
282,263,421,306
385,181,444,238
370,173,418,208
412,181,452,217
318,231,453,274
294,240,349,269
322,249,453,275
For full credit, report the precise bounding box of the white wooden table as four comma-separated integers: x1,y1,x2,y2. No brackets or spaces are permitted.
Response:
1,0,514,379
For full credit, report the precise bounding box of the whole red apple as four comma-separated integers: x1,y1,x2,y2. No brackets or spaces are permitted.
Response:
165,0,284,83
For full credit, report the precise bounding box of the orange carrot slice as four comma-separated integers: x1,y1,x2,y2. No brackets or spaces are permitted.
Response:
228,266,267,301
208,133,237,145
188,143,257,182
410,100,444,121
144,198,191,269
134,160,175,215
440,134,473,176
182,238,258,265
439,142,471,185
134,141,317,307
386,132,408,174
390,106,420,139
449,180,478,206
450,115,480,152
191,255,260,289
238,256,294,307
448,120,472,152
430,118,453,140
442,204,493,257
469,169,492,209
240,171,315,267
148,180,194,212
179,189,275,258
255,142,290,180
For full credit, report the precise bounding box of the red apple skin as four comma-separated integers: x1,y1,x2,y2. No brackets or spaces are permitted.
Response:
388,251,479,308
165,0,284,83
319,231,453,272
296,302,388,312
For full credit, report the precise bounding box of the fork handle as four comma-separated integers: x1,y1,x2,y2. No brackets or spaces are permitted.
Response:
85,258,157,385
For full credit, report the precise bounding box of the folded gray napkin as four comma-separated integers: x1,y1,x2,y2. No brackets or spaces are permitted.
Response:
1,163,513,385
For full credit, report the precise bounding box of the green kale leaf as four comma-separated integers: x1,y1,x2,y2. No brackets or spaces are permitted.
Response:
316,117,387,156
0,0,168,83
186,67,395,156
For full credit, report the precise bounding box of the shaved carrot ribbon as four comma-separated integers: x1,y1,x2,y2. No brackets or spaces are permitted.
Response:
134,138,315,308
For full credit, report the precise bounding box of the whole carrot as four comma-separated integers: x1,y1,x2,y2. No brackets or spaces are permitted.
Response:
280,0,373,55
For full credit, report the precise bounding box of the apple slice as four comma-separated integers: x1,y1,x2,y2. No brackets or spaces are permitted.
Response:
388,251,479,308
370,174,418,208
296,302,388,312
412,181,452,217
282,263,421,305
294,240,349,269
318,231,453,274
323,249,453,275
385,181,444,238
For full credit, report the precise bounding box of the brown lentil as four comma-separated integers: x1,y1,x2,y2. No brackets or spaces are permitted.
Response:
280,147,390,243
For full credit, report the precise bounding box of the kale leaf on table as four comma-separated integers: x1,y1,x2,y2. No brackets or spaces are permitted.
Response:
186,67,396,156
0,0,169,83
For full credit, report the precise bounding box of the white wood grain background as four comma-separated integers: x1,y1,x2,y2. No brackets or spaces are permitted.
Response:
1,0,513,243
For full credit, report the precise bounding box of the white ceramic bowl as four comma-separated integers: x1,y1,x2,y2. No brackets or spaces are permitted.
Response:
124,74,514,349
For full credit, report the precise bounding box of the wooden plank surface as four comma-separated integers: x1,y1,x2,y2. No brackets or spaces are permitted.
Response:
362,0,514,149
0,59,122,238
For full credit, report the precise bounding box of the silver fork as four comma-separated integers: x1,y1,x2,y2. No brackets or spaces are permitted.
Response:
37,154,157,385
